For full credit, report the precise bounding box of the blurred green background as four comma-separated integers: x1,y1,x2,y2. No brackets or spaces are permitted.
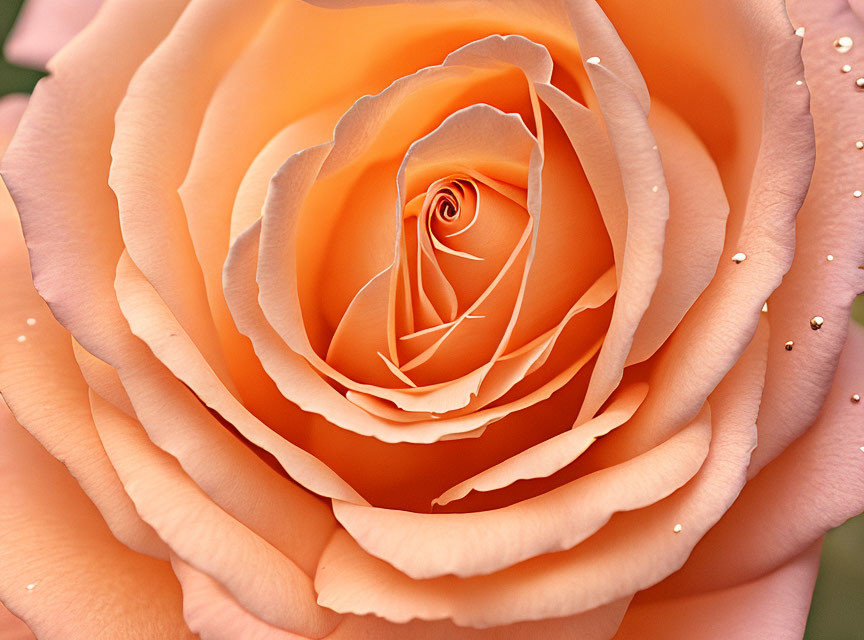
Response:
0,0,860,637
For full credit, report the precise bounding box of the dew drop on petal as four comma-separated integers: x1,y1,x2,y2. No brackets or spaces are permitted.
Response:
731,252,747,264
810,316,824,330
834,36,854,53
785,341,794,351
586,56,600,65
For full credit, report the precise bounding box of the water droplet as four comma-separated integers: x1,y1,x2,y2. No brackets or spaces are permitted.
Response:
762,302,769,313
852,394,861,403
827,254,835,261
795,27,806,37
856,77,864,88
842,64,853,73
810,316,824,330
25,583,36,591
857,141,864,150
796,80,805,86
16,335,26,343
651,185,659,193
586,56,600,65
673,524,683,533
731,252,747,264
854,190,863,198
785,340,794,351
25,318,36,326
834,36,854,53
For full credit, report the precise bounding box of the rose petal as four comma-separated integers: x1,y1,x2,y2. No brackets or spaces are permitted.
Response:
331,398,707,580
614,541,822,640
625,101,729,364
432,382,648,506
90,392,342,638
0,186,165,558
0,603,34,640
642,320,864,599
0,400,191,640
174,553,627,640
4,0,103,68
2,0,188,367
750,0,864,475
314,315,767,626
0,94,28,145
113,249,363,506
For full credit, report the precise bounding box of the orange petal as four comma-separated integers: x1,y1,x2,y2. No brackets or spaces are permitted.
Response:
315,316,767,626
615,541,822,640
0,399,191,640
0,190,164,558
114,248,363,504
433,382,648,506
90,392,341,638
625,101,729,364
2,0,187,367
645,320,864,600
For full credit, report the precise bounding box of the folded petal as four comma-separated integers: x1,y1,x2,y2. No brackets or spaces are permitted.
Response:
614,541,822,640
643,320,864,598
0,400,192,640
752,0,864,475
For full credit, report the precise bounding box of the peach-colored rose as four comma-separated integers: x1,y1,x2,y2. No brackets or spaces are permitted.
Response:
1,0,863,638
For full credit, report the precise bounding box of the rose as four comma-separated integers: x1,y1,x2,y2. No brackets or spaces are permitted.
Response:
1,0,863,638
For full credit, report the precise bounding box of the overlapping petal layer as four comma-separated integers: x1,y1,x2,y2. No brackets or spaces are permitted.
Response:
0,0,857,638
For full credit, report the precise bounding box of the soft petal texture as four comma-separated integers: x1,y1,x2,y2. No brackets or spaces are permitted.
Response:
175,554,628,640
315,316,768,628
0,604,35,640
0,0,854,637
641,320,864,599
4,0,103,68
0,161,166,559
89,390,342,638
0,95,28,142
332,397,708,581
614,541,822,640
0,400,192,640
751,0,864,475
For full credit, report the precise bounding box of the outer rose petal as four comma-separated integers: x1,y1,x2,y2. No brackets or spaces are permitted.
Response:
614,541,822,640
0,400,192,640
638,320,864,598
0,604,34,640
0,95,28,143
750,0,864,475
4,0,103,68
174,555,629,640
